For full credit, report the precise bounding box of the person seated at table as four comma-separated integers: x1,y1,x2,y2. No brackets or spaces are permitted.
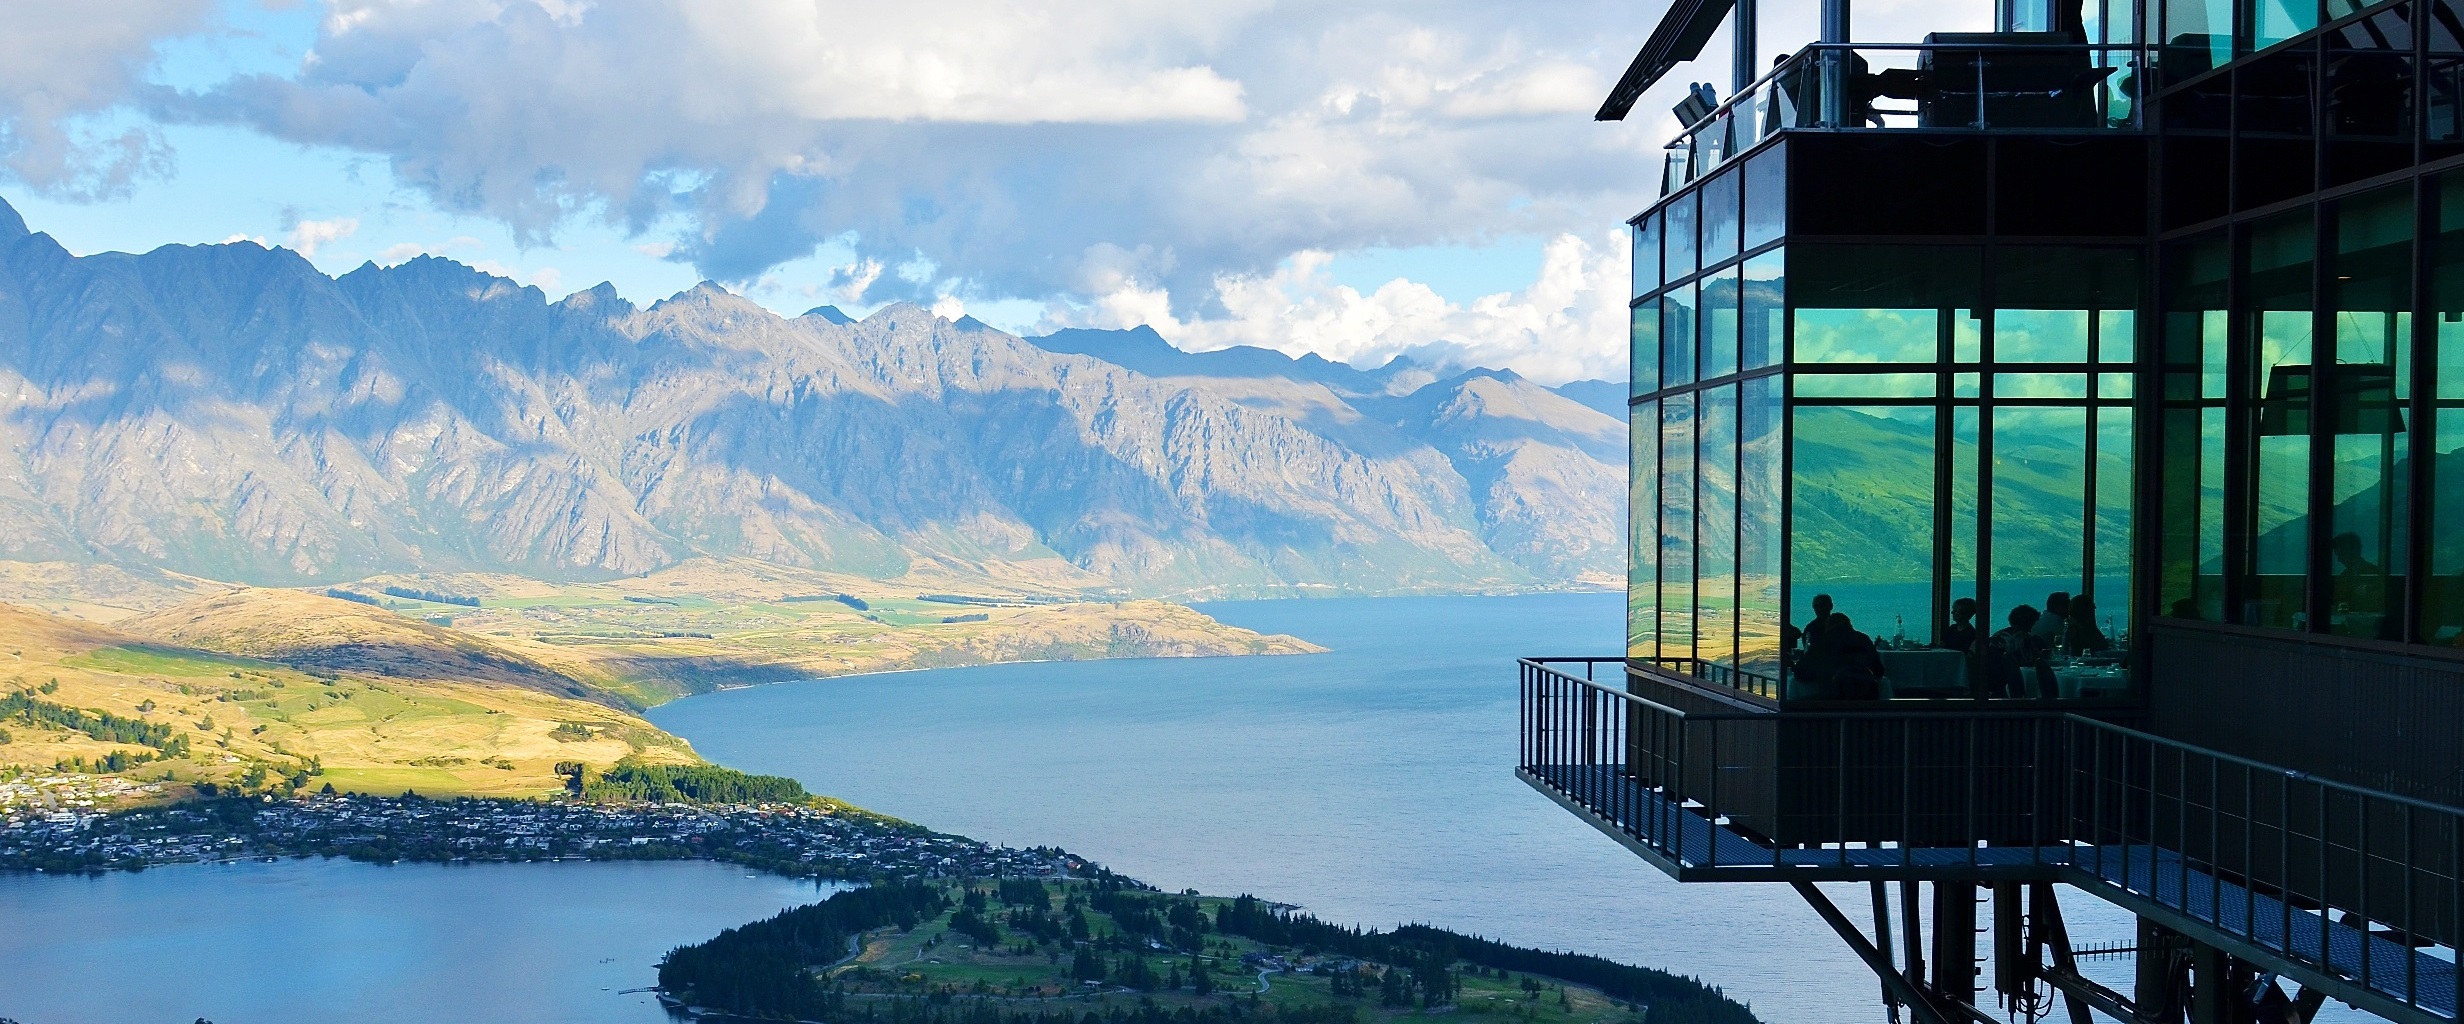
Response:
1939,597,1979,654
2031,591,2070,646
1833,612,1882,699
1802,593,1836,648
2062,594,2112,653
1985,605,2050,699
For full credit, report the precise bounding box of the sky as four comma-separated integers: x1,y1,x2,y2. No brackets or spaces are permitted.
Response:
0,0,1978,385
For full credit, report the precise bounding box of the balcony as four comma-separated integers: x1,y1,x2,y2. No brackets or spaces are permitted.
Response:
1517,657,2464,1023
1661,37,2147,195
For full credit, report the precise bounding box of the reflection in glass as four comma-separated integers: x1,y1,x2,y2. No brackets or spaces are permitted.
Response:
1666,190,1700,283
2099,310,2136,363
2094,409,2135,641
1662,394,1697,661
1794,373,1938,398
2329,185,2411,639
1996,310,2092,362
1698,386,1739,673
2245,210,2315,630
2431,171,2464,642
1700,169,1741,268
1633,214,1662,298
1664,285,1698,388
1788,406,1938,697
1790,245,1980,363
1991,407,2088,637
1739,377,1784,684
1995,373,2091,399
1631,300,1660,398
1742,251,1785,370
2251,0,2318,53
1701,266,1741,379
1629,401,1660,660
1743,146,1786,251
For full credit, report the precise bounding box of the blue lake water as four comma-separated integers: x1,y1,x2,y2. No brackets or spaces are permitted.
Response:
0,858,832,1023
650,593,1878,1023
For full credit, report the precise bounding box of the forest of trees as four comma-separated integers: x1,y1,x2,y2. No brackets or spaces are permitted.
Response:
1210,896,1758,1024
2,690,189,756
659,883,949,1017
381,585,481,607
575,758,810,804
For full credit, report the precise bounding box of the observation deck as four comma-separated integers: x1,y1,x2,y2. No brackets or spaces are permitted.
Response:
1518,658,2464,1024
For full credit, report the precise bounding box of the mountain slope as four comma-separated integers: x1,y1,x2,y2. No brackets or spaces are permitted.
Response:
0,198,1624,596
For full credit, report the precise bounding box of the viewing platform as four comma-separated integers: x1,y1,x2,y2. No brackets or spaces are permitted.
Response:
1519,657,2464,1024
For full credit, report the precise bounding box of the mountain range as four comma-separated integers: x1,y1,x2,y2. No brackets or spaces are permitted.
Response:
0,198,1624,599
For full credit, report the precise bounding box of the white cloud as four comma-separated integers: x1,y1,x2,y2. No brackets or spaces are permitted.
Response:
1045,231,1630,386
218,232,269,246
286,215,358,256
138,1,1664,301
0,0,213,198
930,294,967,321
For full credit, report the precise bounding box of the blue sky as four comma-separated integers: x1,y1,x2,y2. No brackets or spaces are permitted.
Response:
0,0,1882,383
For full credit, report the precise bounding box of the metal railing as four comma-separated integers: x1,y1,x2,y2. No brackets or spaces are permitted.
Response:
1661,39,2147,195
1518,657,2464,1018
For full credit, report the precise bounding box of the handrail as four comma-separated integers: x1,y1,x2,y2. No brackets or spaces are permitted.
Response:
1522,657,2464,817
1652,38,2146,197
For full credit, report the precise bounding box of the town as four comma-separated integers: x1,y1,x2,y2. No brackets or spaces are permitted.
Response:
0,789,1075,880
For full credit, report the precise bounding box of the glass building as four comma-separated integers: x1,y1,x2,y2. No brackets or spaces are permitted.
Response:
1520,0,2464,1020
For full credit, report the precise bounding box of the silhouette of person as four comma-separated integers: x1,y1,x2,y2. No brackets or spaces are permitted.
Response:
2063,595,2112,653
1941,597,1979,654
1802,594,1836,649
2032,592,2071,647
1988,605,2049,699
1824,613,1887,700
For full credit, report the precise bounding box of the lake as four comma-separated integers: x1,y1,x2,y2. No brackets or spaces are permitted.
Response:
0,858,833,1023
648,593,1909,1023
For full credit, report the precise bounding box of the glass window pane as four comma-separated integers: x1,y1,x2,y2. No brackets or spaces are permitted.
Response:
1790,244,1980,363
1739,377,1784,688
1995,246,2140,363
1743,145,1786,251
1997,310,2092,363
2162,405,2230,620
2245,209,2315,631
1952,407,1983,659
2329,185,2413,639
1794,373,1939,398
1664,285,1698,387
2252,0,2320,52
2425,170,2464,641
1701,266,1741,379
2099,374,2136,399
1634,214,1662,298
2099,310,2136,364
1631,300,1661,398
1661,394,1697,663
1990,407,2088,695
1629,400,1660,661
1698,386,1739,674
1742,250,1785,371
2165,0,2234,77
1701,169,1741,268
1996,372,2092,399
2092,408,2135,652
1788,406,1937,700
1666,190,1700,283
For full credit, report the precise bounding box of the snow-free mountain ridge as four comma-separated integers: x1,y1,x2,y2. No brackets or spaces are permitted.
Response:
0,198,1623,598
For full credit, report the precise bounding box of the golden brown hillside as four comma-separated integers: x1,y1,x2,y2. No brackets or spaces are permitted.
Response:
123,588,621,707
0,601,695,806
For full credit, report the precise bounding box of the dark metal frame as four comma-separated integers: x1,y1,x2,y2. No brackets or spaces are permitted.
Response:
1519,656,2464,1024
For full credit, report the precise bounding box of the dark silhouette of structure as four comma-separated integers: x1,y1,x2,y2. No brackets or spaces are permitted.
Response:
1524,0,2464,1019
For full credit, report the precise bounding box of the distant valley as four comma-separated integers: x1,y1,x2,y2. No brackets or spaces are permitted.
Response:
0,198,1625,601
